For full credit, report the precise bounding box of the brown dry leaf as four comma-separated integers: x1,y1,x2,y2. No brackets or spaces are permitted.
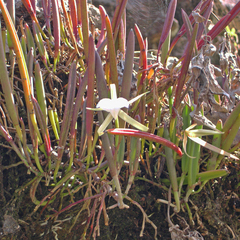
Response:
192,10,206,23
190,41,232,117
219,33,240,111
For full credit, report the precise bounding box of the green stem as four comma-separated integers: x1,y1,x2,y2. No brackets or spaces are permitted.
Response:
164,127,180,212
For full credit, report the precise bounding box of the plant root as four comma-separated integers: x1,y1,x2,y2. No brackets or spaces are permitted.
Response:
167,186,204,240
125,195,158,240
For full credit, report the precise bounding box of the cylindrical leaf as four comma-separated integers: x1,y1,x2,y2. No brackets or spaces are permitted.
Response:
107,128,183,157
121,29,134,101
105,14,119,89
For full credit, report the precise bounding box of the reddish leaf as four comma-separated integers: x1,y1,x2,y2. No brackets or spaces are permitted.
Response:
107,128,183,157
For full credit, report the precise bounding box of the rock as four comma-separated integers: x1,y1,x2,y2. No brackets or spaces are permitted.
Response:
213,0,240,32
2,214,20,235
12,0,100,29
92,0,171,49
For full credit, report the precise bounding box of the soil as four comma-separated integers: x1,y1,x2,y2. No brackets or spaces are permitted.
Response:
0,143,239,239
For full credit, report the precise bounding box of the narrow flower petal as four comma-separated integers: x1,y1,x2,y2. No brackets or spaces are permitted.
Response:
110,83,118,100
185,123,197,131
98,113,113,136
188,136,239,160
118,110,148,132
187,129,223,138
185,124,223,137
128,91,149,105
86,107,103,111
183,132,195,158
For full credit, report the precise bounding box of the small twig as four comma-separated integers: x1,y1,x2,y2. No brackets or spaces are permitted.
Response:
93,190,107,239
2,161,23,170
225,224,236,239
0,106,8,131
125,195,157,239
167,186,174,227
0,156,6,204
102,200,109,226
145,148,152,178
156,198,176,209
84,198,98,238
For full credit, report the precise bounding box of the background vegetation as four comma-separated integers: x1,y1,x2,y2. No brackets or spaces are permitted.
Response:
0,0,240,239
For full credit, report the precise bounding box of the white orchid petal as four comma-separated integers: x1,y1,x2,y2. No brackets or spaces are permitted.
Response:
114,98,129,109
96,97,129,119
110,108,120,119
96,98,112,109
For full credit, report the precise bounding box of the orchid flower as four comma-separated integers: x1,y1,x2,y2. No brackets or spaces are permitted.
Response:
183,124,239,160
88,84,148,135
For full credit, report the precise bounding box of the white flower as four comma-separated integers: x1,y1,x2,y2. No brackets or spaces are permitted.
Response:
88,84,148,135
96,97,129,119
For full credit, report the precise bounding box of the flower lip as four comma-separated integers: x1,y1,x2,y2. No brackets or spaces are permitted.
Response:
96,97,129,119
